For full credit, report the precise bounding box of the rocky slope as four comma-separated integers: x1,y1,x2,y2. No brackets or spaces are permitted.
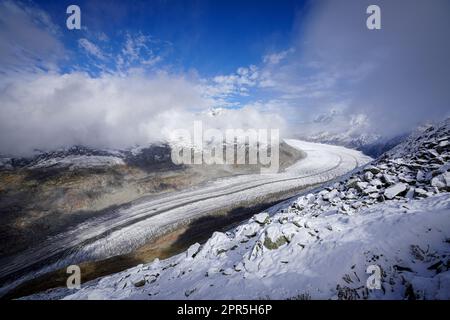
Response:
23,119,450,300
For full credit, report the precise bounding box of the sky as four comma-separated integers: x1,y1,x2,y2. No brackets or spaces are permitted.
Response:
0,0,449,156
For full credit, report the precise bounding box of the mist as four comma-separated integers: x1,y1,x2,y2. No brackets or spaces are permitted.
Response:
266,0,450,138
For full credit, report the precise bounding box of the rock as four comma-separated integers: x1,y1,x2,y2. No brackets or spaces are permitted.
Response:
254,212,269,225
186,242,201,258
203,232,234,256
351,201,363,209
364,165,381,174
345,189,358,199
405,187,415,199
364,171,374,181
381,174,397,186
240,222,261,238
323,189,339,201
355,181,368,192
278,214,290,224
281,223,298,242
132,277,146,287
416,170,427,182
398,174,415,184
384,183,407,199
339,203,351,213
362,185,378,195
415,188,429,197
234,262,244,272
427,149,440,158
431,172,449,189
291,216,303,228
318,190,329,199
222,268,233,275
369,192,380,199
444,172,450,186
370,179,383,187
263,226,288,250
305,193,316,204
206,267,220,276
345,178,360,189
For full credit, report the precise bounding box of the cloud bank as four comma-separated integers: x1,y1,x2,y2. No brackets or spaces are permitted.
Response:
264,0,450,137
1,0,449,156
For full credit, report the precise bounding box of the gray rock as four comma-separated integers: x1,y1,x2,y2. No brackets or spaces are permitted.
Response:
355,181,369,192
364,165,381,174
384,183,407,199
381,174,397,185
254,212,270,224
405,187,415,199
431,172,449,189
186,242,201,258
364,171,374,181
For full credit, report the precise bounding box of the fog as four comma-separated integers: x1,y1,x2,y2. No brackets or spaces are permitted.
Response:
283,0,450,136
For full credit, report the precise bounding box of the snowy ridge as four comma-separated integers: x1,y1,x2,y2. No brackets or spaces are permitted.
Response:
28,155,125,170
23,120,450,299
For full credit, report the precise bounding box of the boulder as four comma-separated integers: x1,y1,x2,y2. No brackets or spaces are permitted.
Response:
431,172,449,189
355,181,368,192
416,170,427,182
384,183,407,199
364,165,381,174
253,212,270,225
323,189,339,201
263,226,288,250
364,171,374,181
240,222,261,238
405,187,415,199
281,223,298,242
381,174,397,186
186,242,201,258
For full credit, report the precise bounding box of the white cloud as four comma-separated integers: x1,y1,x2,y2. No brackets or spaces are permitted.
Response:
0,0,65,73
0,70,286,156
78,38,108,61
262,48,294,65
254,0,450,138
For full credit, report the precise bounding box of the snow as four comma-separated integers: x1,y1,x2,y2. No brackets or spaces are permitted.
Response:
253,212,270,225
0,139,371,297
13,119,450,299
384,183,407,199
29,155,125,170
24,194,450,300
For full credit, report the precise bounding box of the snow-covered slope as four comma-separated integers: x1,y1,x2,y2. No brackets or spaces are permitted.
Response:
0,144,172,171
23,119,450,300
0,140,370,297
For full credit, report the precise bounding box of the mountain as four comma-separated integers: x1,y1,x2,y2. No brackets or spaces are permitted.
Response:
302,131,410,158
0,144,176,171
23,119,450,300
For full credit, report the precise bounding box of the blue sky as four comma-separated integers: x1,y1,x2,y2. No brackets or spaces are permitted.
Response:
35,0,306,76
1,0,449,155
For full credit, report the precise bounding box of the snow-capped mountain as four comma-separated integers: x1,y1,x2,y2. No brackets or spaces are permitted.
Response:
0,144,174,171
24,119,450,300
